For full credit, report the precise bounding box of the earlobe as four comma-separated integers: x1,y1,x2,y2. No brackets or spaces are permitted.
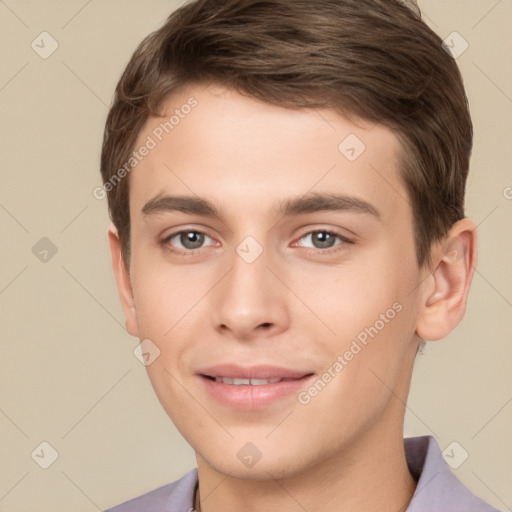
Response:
415,219,477,341
107,225,139,338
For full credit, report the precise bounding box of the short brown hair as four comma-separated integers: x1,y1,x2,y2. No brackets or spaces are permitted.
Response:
100,0,472,268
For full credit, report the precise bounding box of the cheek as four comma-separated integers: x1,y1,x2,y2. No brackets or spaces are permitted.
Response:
289,253,407,342
290,250,418,391
130,254,210,338
129,258,221,401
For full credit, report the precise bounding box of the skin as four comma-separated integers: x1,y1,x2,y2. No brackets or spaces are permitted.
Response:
108,82,477,512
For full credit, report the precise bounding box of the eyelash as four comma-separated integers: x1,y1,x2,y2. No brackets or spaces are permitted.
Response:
161,228,354,257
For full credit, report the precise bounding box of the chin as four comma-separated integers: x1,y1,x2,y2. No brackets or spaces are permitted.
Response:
199,448,315,481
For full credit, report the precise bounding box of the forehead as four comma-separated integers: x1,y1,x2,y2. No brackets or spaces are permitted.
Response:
129,83,409,224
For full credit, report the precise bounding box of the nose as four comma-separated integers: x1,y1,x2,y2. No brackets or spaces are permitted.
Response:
211,243,290,342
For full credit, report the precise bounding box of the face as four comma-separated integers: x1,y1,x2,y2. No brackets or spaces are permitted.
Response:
116,83,429,479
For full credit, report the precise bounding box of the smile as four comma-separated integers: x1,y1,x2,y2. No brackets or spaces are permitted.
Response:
198,366,315,410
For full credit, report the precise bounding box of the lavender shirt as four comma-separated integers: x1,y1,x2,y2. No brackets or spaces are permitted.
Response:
104,436,501,511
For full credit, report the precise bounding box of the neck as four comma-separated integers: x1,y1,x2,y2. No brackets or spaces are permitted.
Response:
195,421,416,512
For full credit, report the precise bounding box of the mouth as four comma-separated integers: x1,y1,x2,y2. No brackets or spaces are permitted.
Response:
197,365,314,409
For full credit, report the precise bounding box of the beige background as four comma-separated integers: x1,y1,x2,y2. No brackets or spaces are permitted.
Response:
0,1,511,510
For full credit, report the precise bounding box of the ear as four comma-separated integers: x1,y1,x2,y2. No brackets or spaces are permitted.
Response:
107,224,139,338
415,218,477,341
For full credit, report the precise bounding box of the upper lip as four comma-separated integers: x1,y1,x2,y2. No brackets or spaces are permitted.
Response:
198,364,312,380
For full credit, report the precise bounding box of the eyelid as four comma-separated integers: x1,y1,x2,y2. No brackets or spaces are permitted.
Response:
294,225,354,240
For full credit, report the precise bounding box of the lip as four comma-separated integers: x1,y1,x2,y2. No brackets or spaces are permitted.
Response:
197,364,314,410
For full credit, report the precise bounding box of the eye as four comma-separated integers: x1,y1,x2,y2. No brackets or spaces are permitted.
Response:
296,229,353,251
161,227,353,257
163,229,215,254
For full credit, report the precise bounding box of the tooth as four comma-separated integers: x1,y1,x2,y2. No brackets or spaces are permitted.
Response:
213,377,284,385
250,378,268,385
232,378,250,385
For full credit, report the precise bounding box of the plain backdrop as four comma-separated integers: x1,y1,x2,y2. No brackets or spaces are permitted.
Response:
0,1,511,511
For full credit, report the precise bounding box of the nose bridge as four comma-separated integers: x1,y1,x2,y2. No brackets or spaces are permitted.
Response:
211,233,288,338
225,237,273,310
231,238,269,295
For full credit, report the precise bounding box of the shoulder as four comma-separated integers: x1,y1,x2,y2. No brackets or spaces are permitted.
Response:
103,468,198,512
405,436,501,512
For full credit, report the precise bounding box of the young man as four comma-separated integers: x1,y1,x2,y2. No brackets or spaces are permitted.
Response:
100,0,499,510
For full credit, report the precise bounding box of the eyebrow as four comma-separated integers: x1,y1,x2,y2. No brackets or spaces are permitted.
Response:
141,192,381,220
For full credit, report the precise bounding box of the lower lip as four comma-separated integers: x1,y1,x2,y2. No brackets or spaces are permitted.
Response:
199,375,314,410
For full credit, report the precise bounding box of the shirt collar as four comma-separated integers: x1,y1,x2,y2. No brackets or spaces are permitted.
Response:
404,435,498,511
